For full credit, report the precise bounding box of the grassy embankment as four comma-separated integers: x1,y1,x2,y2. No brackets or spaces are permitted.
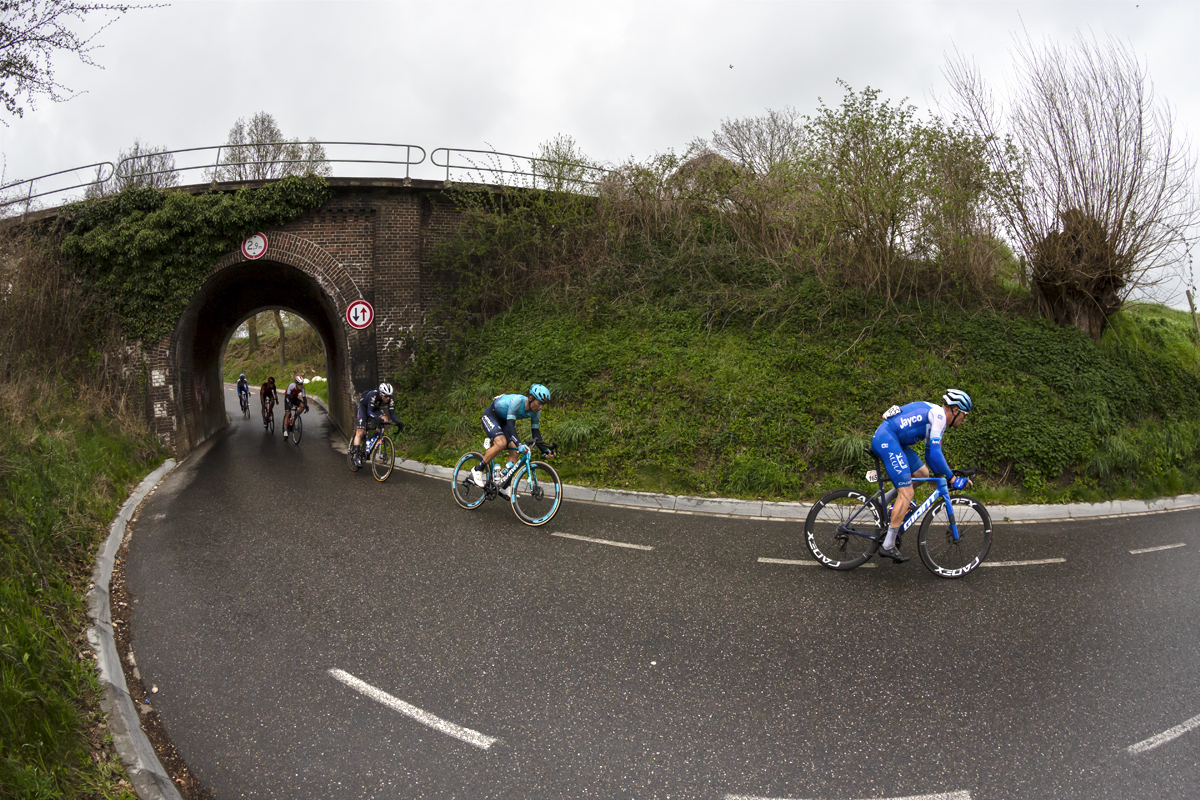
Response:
1,234,165,799
389,290,1200,506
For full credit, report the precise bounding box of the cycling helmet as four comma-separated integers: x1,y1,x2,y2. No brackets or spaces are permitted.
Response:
378,382,394,396
239,373,245,379
268,376,275,384
943,389,972,413
295,374,304,384
529,383,551,403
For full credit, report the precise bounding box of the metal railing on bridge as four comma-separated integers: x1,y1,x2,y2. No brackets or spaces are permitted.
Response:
0,142,612,217
0,141,427,215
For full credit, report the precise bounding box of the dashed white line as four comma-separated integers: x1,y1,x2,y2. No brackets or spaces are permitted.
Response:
551,532,653,550
328,668,497,750
1127,712,1200,754
1128,543,1186,555
757,557,876,568
724,791,971,800
980,558,1066,567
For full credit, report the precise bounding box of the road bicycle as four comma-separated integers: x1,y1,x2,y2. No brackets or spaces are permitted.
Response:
452,438,562,526
239,390,250,418
262,400,275,434
348,422,401,482
804,448,992,578
283,404,305,445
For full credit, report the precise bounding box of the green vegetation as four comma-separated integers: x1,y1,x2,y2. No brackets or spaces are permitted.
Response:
58,175,330,344
390,96,1200,505
1,229,164,798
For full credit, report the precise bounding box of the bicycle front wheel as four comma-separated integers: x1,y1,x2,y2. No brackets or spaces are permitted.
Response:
267,412,274,434
370,436,394,482
917,495,992,578
804,489,883,570
511,461,562,526
452,452,488,509
291,414,303,444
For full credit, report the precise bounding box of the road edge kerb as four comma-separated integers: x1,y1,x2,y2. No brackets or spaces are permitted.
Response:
87,458,182,800
303,393,1200,523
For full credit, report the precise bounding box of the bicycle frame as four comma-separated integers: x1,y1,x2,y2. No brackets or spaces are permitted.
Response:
838,474,962,544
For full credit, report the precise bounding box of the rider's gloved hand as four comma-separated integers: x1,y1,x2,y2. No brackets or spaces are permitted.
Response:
950,476,970,490
517,443,528,454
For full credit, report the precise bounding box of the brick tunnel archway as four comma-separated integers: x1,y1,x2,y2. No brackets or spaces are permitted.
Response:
153,232,371,454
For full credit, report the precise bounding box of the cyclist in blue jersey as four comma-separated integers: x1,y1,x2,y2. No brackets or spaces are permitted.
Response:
236,373,250,406
471,384,551,491
350,382,398,461
870,389,973,562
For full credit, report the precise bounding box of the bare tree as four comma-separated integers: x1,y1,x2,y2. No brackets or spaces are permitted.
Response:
0,1,146,121
212,111,331,182
946,30,1199,339
85,137,177,197
689,106,805,174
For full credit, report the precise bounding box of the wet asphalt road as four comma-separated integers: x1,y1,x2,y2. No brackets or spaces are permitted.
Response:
125,387,1200,800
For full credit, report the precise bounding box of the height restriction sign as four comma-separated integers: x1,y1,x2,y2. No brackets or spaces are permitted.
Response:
346,300,374,329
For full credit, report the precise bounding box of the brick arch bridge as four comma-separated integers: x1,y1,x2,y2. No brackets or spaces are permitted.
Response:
144,178,465,457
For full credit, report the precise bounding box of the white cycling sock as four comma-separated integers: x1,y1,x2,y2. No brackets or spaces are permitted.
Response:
883,527,899,550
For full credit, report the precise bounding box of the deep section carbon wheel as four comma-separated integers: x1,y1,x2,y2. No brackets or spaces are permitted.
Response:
917,495,992,578
804,488,883,570
452,452,488,509
510,461,562,526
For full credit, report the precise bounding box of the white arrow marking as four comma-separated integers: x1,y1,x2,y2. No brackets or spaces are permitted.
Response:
329,669,497,750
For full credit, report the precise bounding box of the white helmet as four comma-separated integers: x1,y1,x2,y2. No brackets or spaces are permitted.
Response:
378,382,394,396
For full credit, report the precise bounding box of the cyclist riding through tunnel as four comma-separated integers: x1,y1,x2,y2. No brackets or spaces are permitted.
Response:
236,373,250,404
351,382,398,460
870,389,973,563
472,384,552,493
284,374,308,439
259,376,278,424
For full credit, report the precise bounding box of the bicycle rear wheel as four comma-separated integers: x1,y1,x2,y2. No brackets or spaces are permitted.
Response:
370,435,394,481
511,461,562,526
804,489,883,570
292,414,303,444
452,452,488,509
267,410,274,434
917,495,992,578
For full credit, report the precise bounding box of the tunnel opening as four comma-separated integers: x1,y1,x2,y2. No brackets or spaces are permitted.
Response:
172,259,351,453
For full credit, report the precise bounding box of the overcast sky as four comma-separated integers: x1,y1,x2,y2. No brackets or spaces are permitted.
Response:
3,0,1198,304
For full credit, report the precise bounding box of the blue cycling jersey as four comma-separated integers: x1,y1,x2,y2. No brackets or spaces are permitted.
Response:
487,394,541,443
877,401,953,478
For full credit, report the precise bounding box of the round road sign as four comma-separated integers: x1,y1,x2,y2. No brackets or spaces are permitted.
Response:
241,232,268,260
346,300,374,330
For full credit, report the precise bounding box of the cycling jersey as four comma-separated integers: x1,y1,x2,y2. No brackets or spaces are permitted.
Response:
483,394,541,445
236,378,250,396
871,401,954,488
260,381,278,408
356,389,394,428
285,382,307,409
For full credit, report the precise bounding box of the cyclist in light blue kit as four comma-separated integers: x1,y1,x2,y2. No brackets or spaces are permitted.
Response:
870,389,973,562
471,384,551,492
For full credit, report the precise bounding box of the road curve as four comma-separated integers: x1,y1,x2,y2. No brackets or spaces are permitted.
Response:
124,388,1200,800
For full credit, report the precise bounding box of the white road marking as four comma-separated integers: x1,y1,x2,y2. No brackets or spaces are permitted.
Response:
725,791,971,800
551,532,653,551
758,557,876,568
980,558,1066,567
328,669,497,750
1127,712,1200,754
1128,543,1186,555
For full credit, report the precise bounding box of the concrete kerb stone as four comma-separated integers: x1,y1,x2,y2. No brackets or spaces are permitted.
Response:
88,459,182,800
307,400,1200,524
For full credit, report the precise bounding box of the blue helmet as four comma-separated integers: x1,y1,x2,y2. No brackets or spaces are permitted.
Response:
529,383,551,403
943,389,972,412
